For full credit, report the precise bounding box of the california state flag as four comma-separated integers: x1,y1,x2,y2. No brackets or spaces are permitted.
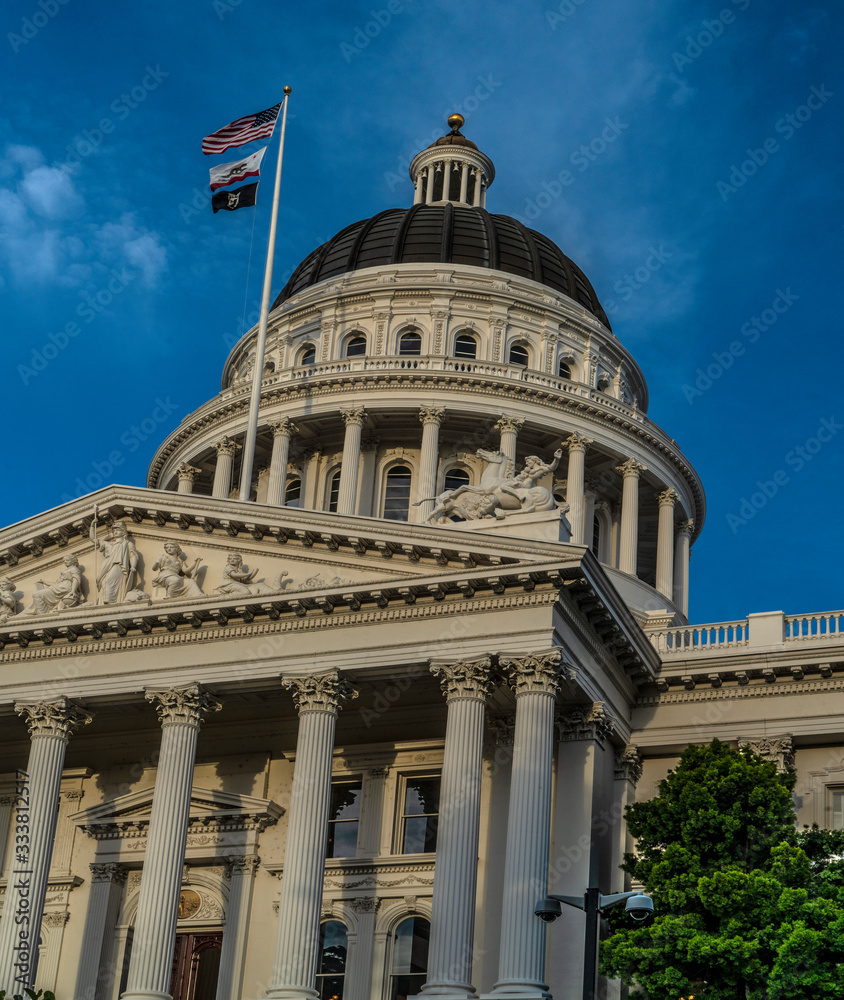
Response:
209,146,267,192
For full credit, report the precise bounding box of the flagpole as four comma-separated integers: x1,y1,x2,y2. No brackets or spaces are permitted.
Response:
239,85,292,502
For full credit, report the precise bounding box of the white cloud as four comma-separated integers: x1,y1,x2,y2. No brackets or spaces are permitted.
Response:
19,163,84,220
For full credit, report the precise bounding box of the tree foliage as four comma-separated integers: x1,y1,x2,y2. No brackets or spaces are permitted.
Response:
600,740,844,999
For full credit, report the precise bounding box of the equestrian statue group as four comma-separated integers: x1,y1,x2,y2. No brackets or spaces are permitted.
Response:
416,445,566,524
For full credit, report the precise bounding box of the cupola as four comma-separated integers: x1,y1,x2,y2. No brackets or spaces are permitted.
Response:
408,114,495,207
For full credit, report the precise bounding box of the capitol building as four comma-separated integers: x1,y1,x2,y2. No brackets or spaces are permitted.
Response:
0,116,841,1000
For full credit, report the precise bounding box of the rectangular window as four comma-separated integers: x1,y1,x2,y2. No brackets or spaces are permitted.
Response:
327,781,362,858
400,775,440,854
831,788,844,830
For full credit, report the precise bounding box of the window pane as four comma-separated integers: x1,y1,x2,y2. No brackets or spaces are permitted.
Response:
399,332,422,356
558,360,571,378
317,921,347,1000
327,784,361,858
384,466,412,522
454,334,477,359
405,778,440,815
509,344,529,366
346,336,366,357
390,918,430,1000
301,346,316,365
443,469,470,492
402,777,440,853
285,477,301,508
327,471,341,513
402,815,438,854
832,790,844,830
592,513,601,556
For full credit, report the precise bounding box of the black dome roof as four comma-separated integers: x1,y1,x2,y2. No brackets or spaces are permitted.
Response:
273,205,610,328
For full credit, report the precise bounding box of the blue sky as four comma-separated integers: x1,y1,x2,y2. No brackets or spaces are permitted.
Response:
2,0,841,625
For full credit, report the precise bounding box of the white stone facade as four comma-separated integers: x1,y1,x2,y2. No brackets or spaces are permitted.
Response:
0,120,841,1000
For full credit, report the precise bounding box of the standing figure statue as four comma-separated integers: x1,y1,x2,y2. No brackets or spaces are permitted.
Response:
90,520,138,604
0,578,19,622
17,555,84,617
152,541,204,599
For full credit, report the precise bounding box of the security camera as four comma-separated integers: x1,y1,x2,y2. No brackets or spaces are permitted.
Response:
534,897,563,923
624,892,653,921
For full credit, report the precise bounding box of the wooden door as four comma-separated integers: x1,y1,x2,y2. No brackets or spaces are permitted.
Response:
170,932,223,1000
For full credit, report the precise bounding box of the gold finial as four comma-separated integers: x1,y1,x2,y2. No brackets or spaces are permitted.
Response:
447,113,464,132
283,85,292,95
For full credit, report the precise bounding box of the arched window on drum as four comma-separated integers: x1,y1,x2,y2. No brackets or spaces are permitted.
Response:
384,466,412,521
316,920,348,1000
389,916,430,1000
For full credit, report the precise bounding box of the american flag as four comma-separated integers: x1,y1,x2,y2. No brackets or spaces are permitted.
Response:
202,103,281,155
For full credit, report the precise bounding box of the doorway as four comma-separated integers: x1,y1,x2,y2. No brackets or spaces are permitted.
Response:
170,932,223,1000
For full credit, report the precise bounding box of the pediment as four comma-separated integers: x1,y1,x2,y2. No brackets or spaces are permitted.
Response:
70,783,283,837
0,484,557,631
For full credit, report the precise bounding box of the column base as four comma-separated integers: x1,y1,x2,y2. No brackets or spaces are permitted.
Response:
478,981,552,1000
120,992,173,1000
264,988,319,1000
413,983,479,1000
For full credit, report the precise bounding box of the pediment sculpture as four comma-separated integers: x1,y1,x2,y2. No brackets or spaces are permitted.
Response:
152,541,205,599
90,519,141,604
213,552,290,597
14,554,85,617
419,445,564,524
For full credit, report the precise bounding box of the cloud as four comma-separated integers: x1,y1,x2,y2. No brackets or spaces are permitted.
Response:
773,10,829,67
19,163,84,220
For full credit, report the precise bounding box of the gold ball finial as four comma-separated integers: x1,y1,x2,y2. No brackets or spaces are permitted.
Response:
447,113,464,132
283,85,292,95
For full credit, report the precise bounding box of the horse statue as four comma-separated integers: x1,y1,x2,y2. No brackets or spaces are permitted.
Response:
418,446,564,524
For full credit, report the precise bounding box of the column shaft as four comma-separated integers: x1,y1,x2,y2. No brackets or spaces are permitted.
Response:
0,700,90,994
426,165,436,204
459,163,469,203
338,410,365,516
215,857,259,1000
616,459,646,576
482,652,567,1000
419,660,493,1000
266,673,356,1000
673,520,693,618
75,865,127,1000
417,409,444,522
122,685,220,1000
655,489,678,600
267,420,297,507
473,171,482,207
495,418,523,471
564,435,591,545
213,439,241,499
414,173,424,205
176,464,200,495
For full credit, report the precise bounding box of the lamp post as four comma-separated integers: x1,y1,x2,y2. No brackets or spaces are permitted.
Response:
535,889,653,1000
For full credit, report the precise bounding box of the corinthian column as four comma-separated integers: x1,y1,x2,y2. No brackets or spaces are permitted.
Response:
481,650,573,1000
176,464,200,495
564,434,592,544
0,698,92,993
416,407,444,522
266,419,299,507
495,417,524,471
673,519,694,618
266,672,358,1000
75,863,128,1000
655,488,679,600
616,458,647,576
216,855,260,1000
338,408,366,516
417,657,495,1000
121,685,221,1000
213,437,242,499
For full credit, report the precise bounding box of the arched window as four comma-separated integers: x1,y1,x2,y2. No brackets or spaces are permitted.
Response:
384,466,412,521
592,512,601,557
558,359,571,379
299,344,316,365
316,920,348,1000
454,333,477,359
389,917,430,1000
443,468,470,493
345,335,367,358
327,470,341,513
285,477,301,508
509,343,529,367
398,331,422,356
597,375,611,394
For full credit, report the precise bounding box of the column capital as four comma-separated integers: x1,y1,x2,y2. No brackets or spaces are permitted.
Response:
176,463,201,483
430,656,495,702
351,896,381,914
144,683,222,729
495,416,524,434
418,406,445,427
15,697,92,741
500,648,574,697
614,744,643,784
282,670,358,715
341,407,366,427
616,457,647,478
738,735,794,772
215,435,242,457
676,517,695,537
488,714,516,747
269,417,299,437
90,862,129,885
224,854,261,878
564,432,592,454
556,702,615,744
656,487,679,507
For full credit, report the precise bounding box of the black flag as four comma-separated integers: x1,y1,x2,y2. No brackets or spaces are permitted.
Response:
212,181,258,213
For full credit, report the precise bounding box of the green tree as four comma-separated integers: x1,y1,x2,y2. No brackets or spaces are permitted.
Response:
600,739,844,999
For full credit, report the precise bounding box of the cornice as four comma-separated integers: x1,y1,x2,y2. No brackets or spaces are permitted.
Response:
638,674,844,706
